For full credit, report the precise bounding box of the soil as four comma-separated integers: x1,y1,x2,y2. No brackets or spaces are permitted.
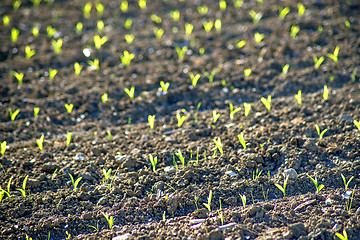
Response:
1,0,360,239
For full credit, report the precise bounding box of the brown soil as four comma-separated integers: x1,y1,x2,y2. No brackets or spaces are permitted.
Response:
1,0,360,239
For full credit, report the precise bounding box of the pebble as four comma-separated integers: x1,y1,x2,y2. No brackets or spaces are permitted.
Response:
219,222,236,230
343,191,353,199
74,153,87,161
112,233,131,240
339,114,353,121
27,178,41,188
41,163,59,173
225,171,237,177
284,168,298,179
325,198,332,205
164,166,176,174
332,223,341,231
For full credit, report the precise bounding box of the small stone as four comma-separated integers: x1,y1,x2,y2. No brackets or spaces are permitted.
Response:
225,171,237,177
339,114,353,121
164,166,176,174
121,157,136,168
343,191,352,199
287,222,306,238
325,198,332,205
164,136,176,143
74,153,87,161
112,233,131,240
208,229,224,240
219,222,236,230
82,213,92,220
27,179,41,188
189,219,205,225
332,223,341,231
41,163,59,173
284,168,298,179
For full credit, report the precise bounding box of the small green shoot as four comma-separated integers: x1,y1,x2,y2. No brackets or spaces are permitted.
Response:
25,46,36,59
238,133,246,149
32,25,39,37
248,10,262,24
51,38,63,54
203,21,213,33
275,175,289,199
83,2,92,18
9,109,20,121
96,3,104,16
345,20,350,28
335,229,348,240
48,68,57,80
218,197,224,225
46,25,56,38
341,174,354,191
203,68,219,84
17,175,28,198
94,35,108,49
279,6,290,19
234,0,244,8
151,14,162,24
153,27,164,39
124,34,134,45
323,85,329,101
261,95,271,111
148,115,155,129
124,18,132,30
11,71,24,85
65,103,73,114
240,194,246,208
101,212,114,229
282,64,289,76
253,169,263,181
138,0,146,9
124,86,135,100
290,25,299,39
214,19,221,31
313,55,324,69
36,135,44,151
295,90,302,106
203,190,212,212
1,141,6,156
175,150,185,168
107,130,112,141
229,103,241,120
219,0,226,10
327,46,339,63
74,62,83,75
244,68,251,78
160,81,170,92
315,124,328,141
185,23,193,36
354,120,360,131
101,93,108,103
69,174,82,191
66,132,72,147
175,46,188,60
51,169,58,181
237,40,246,49
176,112,188,127
149,154,158,173
254,32,264,44
75,22,83,34
212,110,220,123
307,174,324,194
11,28,20,43
213,137,223,155
197,5,208,15
88,58,99,71
120,50,135,66
194,196,199,210
102,168,112,182
88,222,99,233
189,72,200,87
298,3,306,16
120,1,128,12
3,15,10,26
345,186,356,214
169,10,180,22
244,102,251,116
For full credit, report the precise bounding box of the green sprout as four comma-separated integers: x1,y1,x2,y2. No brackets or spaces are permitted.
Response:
51,169,58,181
345,186,356,214
96,3,104,16
229,103,241,120
9,109,20,121
88,58,100,71
107,130,112,141
335,229,348,240
234,0,244,8
17,175,28,198
169,10,180,21
214,19,221,31
297,3,306,16
46,25,56,38
124,86,135,100
69,174,82,191
36,135,44,152
148,115,155,129
254,32,264,44
197,5,208,15
74,62,83,75
248,10,262,24
11,27,20,43
282,64,289,76
239,194,246,208
295,90,302,106
101,212,114,229
1,141,6,156
323,85,329,101
194,196,199,209
315,124,328,141
31,0,41,7
290,25,299,39
213,137,223,155
102,168,112,182
48,68,57,80
138,0,146,9
1,177,12,199
238,132,246,149
341,174,354,191
10,70,23,85
66,132,72,147
237,40,246,49
212,110,220,123
253,169,263,181
199,48,205,55
189,72,200,87
25,46,36,59
125,34,134,45
313,55,325,69
97,20,104,33
218,197,224,225
244,68,251,78
175,150,185,168
219,0,226,10
203,21,213,33
151,14,162,24
32,25,39,37
51,38,63,54
175,46,188,60
307,174,324,194
153,27,164,39
354,120,360,131
120,50,135,66
101,93,108,103
13,0,21,10
124,18,132,30
65,103,73,114
83,2,92,18
279,6,290,19
244,102,251,116
203,68,218,84
185,23,193,36
75,22,83,34
345,20,350,28
327,46,339,63
261,95,271,111
34,107,40,118
203,190,212,211
275,175,289,199
160,81,170,92
94,35,108,49
120,1,128,12
149,154,158,173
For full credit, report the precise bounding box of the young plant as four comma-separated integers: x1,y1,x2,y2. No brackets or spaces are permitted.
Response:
254,32,264,44
189,72,200,87
203,21,213,33
275,175,289,199
13,0,21,10
354,120,360,131
234,0,244,8
341,174,354,191
335,229,348,240
248,10,262,24
203,68,218,83
160,81,170,92
279,6,290,19
282,64,289,76
148,115,155,129
124,34,134,45
94,35,108,49
212,110,220,123
327,46,339,63
11,71,24,85
101,212,114,229
32,25,39,37
124,18,132,30
218,197,224,225
120,1,128,12
101,93,108,103
17,175,28,198
120,50,135,66
197,5,208,15
88,58,99,71
107,130,112,141
175,150,185,168
219,0,226,10
175,46,188,60
51,38,63,54
323,85,329,100
153,27,164,39
244,102,251,116
237,40,246,49
290,25,300,39
138,0,146,9
307,174,324,194
345,186,356,214
11,27,20,43
214,19,221,31
229,103,241,120
75,22,83,34
47,25,56,38
213,137,223,155
315,124,328,140
74,62,83,75
66,132,72,147
239,194,246,208
253,169,263,181
297,3,306,16
149,154,158,173
9,109,20,121
244,68,251,78
65,103,73,113
194,196,199,210
36,135,44,151
69,174,82,191
169,10,180,21
25,46,36,59
1,141,6,156
97,21,105,33
184,23,193,36
313,55,324,69
261,95,271,111
238,132,246,149
124,86,135,100
194,102,201,124
96,3,104,16
294,90,302,106
83,2,92,18
203,190,212,211
151,14,162,24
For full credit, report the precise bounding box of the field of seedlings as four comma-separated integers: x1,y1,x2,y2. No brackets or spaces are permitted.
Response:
1,0,360,239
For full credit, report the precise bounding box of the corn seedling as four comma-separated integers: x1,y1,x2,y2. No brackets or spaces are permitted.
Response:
219,0,226,10
169,10,180,21
46,25,56,38
298,3,306,16
9,109,20,121
234,0,244,8
345,186,356,214
315,124,327,140
16,175,28,198
124,18,132,30
102,168,112,182
214,19,221,31
197,5,208,15
32,25,39,37
11,28,20,43
176,112,189,127
345,20,350,28
160,81,170,92
202,68,218,84
279,6,290,19
120,1,128,12
75,22,83,34
240,194,246,208
149,154,158,173
203,21,213,33
51,169,58,181
194,102,201,124
229,103,241,120
51,38,62,54
148,115,155,129
237,40,246,49
125,34,134,45
261,95,271,111
313,55,324,69
307,174,324,194
282,64,289,76
354,120,360,131
275,175,289,199
10,70,23,85
213,137,223,155
244,102,251,116
290,25,299,39
94,35,108,49
253,169,263,181
248,10,262,24
46,68,57,80
124,86,135,100
83,2,92,18
254,32,264,44
203,190,212,211
12,0,21,10
175,46,187,60
199,48,205,55
185,23,193,36
101,93,108,103
212,110,220,123
66,132,72,147
1,141,6,156
74,62,83,75
341,174,354,191
327,46,339,63
244,68,251,78
218,197,224,225
189,72,200,87
88,221,99,233
323,85,329,100
151,14,162,24
106,130,112,141
65,103,73,113
32,108,39,119
31,0,41,7
175,150,185,168
88,58,99,71
25,46,36,59
153,27,164,39
69,174,82,191
138,0,147,9
101,212,114,229
96,3,104,16
335,229,348,240
36,134,44,151
294,90,302,106
238,133,246,149
120,50,135,66
194,196,199,209
97,21,104,32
